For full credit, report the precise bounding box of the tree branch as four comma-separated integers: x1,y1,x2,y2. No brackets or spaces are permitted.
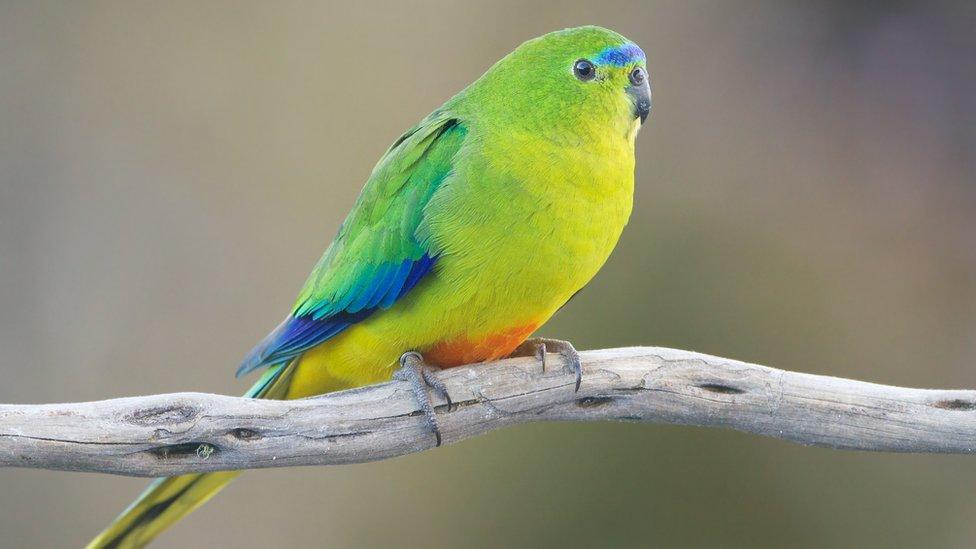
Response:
1,347,973,477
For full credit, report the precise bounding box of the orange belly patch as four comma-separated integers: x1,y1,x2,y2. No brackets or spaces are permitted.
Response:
424,323,540,368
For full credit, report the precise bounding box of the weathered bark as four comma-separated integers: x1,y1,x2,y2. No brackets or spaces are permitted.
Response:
1,347,973,477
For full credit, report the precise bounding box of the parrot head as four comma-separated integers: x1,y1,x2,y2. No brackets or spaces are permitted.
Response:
458,26,651,143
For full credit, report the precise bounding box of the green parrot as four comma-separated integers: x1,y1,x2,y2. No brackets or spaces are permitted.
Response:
88,25,650,548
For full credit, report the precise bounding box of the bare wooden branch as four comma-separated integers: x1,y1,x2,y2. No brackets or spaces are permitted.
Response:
1,347,974,477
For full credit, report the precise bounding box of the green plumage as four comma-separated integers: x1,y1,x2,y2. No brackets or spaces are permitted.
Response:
89,26,650,549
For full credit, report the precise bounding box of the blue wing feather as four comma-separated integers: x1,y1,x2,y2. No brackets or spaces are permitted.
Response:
236,252,437,377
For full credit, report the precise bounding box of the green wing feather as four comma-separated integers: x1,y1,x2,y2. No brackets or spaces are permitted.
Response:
237,113,466,376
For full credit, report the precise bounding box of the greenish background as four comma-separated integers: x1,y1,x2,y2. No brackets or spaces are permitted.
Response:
2,1,975,547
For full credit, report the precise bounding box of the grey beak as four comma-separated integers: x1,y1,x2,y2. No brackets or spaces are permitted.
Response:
628,80,651,123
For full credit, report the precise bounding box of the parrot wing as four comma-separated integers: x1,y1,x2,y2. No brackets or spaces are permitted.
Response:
237,113,465,377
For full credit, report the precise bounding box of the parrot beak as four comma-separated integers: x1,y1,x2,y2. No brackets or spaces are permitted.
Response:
628,80,651,124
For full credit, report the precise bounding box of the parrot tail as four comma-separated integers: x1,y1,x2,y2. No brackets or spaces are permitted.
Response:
86,363,293,549
85,472,239,549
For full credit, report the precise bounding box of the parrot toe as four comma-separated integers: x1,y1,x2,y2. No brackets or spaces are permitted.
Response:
394,351,452,446
513,337,584,392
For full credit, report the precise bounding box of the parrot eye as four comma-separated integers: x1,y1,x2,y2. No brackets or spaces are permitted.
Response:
573,59,595,81
629,67,646,86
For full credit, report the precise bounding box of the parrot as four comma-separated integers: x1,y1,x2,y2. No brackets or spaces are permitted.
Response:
87,25,651,548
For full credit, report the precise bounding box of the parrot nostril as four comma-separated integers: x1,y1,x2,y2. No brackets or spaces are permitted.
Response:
629,67,646,86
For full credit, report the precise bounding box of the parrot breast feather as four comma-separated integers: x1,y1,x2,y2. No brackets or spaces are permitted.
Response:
237,114,465,377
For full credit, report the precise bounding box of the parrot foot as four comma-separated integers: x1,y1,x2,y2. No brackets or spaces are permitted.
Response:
394,351,452,447
512,338,584,392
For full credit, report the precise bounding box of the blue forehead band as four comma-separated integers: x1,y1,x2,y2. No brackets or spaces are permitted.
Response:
594,43,646,67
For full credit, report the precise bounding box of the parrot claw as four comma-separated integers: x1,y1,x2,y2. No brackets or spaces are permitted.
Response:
394,351,451,447
513,337,584,392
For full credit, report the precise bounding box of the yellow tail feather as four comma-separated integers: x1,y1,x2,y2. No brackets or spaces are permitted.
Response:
86,472,239,549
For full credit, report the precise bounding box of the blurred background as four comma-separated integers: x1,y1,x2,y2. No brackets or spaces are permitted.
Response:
2,1,975,547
